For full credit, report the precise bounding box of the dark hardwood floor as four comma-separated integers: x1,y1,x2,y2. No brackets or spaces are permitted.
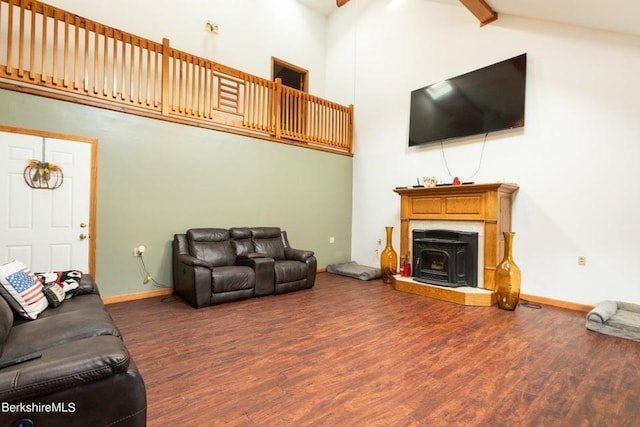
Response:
107,273,640,426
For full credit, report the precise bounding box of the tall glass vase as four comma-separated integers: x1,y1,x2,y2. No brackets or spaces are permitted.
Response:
380,226,398,284
495,231,521,310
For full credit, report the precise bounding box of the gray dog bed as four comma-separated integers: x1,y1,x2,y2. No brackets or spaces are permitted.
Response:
586,300,640,342
326,261,381,281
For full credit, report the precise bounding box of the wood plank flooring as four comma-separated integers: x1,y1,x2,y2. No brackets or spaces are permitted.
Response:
107,273,640,426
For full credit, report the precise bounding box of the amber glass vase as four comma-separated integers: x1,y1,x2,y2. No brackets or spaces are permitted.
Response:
380,226,398,284
495,231,521,310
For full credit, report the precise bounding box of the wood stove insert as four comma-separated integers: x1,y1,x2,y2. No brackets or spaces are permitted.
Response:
413,229,478,288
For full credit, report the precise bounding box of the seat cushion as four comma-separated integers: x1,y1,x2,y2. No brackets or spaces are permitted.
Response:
211,266,255,293
274,260,308,284
0,335,130,402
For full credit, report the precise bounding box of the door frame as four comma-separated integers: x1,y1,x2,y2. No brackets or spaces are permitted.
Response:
0,125,98,276
271,57,309,92
271,57,309,138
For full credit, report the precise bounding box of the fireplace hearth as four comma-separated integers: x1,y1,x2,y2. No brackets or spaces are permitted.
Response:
412,229,478,288
393,183,518,306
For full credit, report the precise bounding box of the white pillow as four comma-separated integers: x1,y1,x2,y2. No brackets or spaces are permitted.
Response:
0,260,48,320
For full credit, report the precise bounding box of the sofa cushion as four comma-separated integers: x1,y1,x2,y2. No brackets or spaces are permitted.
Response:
26,293,109,320
274,260,309,284
211,266,255,293
187,228,236,267
252,227,285,260
2,294,121,360
0,260,48,320
230,227,252,239
187,228,229,243
0,335,130,402
230,227,254,256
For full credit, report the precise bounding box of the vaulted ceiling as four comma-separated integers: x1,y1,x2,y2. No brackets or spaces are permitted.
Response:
298,0,640,38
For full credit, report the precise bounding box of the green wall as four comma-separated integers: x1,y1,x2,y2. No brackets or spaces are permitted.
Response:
0,89,353,297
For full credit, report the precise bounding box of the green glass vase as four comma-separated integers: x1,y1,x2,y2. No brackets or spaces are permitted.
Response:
495,231,521,310
380,226,398,284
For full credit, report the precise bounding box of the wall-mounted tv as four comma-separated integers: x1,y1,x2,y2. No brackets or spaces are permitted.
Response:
408,53,526,147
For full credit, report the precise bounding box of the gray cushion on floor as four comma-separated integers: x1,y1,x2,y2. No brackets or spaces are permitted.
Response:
326,261,381,281
586,300,640,342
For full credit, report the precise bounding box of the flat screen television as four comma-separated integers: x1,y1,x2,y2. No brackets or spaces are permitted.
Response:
408,53,526,146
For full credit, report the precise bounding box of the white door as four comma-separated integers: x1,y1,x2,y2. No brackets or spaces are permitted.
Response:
0,130,92,273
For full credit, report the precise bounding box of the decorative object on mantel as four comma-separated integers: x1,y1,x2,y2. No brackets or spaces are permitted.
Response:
495,231,521,310
380,226,398,284
421,176,438,187
24,159,63,190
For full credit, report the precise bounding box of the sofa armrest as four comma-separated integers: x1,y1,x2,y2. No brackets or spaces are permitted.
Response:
173,254,213,308
76,273,100,296
285,247,315,262
237,257,275,297
177,254,213,269
305,255,318,288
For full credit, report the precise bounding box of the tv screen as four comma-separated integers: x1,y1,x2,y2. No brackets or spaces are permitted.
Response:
408,54,526,146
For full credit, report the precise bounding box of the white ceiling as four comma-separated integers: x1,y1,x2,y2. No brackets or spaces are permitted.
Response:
297,0,337,17
298,0,640,37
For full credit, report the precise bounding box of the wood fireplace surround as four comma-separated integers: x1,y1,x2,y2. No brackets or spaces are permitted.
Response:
393,182,519,306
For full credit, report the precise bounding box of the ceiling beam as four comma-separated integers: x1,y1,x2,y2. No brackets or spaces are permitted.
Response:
459,0,498,26
336,0,497,26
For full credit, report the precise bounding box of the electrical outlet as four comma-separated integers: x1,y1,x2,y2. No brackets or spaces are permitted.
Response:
578,256,586,266
329,237,335,243
133,245,146,257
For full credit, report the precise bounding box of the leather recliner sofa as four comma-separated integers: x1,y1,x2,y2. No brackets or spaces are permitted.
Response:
172,227,317,308
0,274,146,427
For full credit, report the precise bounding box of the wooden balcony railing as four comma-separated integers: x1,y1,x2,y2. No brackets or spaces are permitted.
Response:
0,0,353,154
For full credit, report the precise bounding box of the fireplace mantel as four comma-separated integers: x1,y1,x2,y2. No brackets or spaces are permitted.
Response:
393,182,519,301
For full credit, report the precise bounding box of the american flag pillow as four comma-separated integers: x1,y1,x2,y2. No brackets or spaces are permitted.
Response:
0,260,49,320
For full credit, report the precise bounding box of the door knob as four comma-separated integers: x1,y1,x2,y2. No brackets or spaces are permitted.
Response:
79,233,87,240
80,222,87,228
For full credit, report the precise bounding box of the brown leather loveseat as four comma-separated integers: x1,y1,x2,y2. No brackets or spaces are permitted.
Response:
172,227,317,308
